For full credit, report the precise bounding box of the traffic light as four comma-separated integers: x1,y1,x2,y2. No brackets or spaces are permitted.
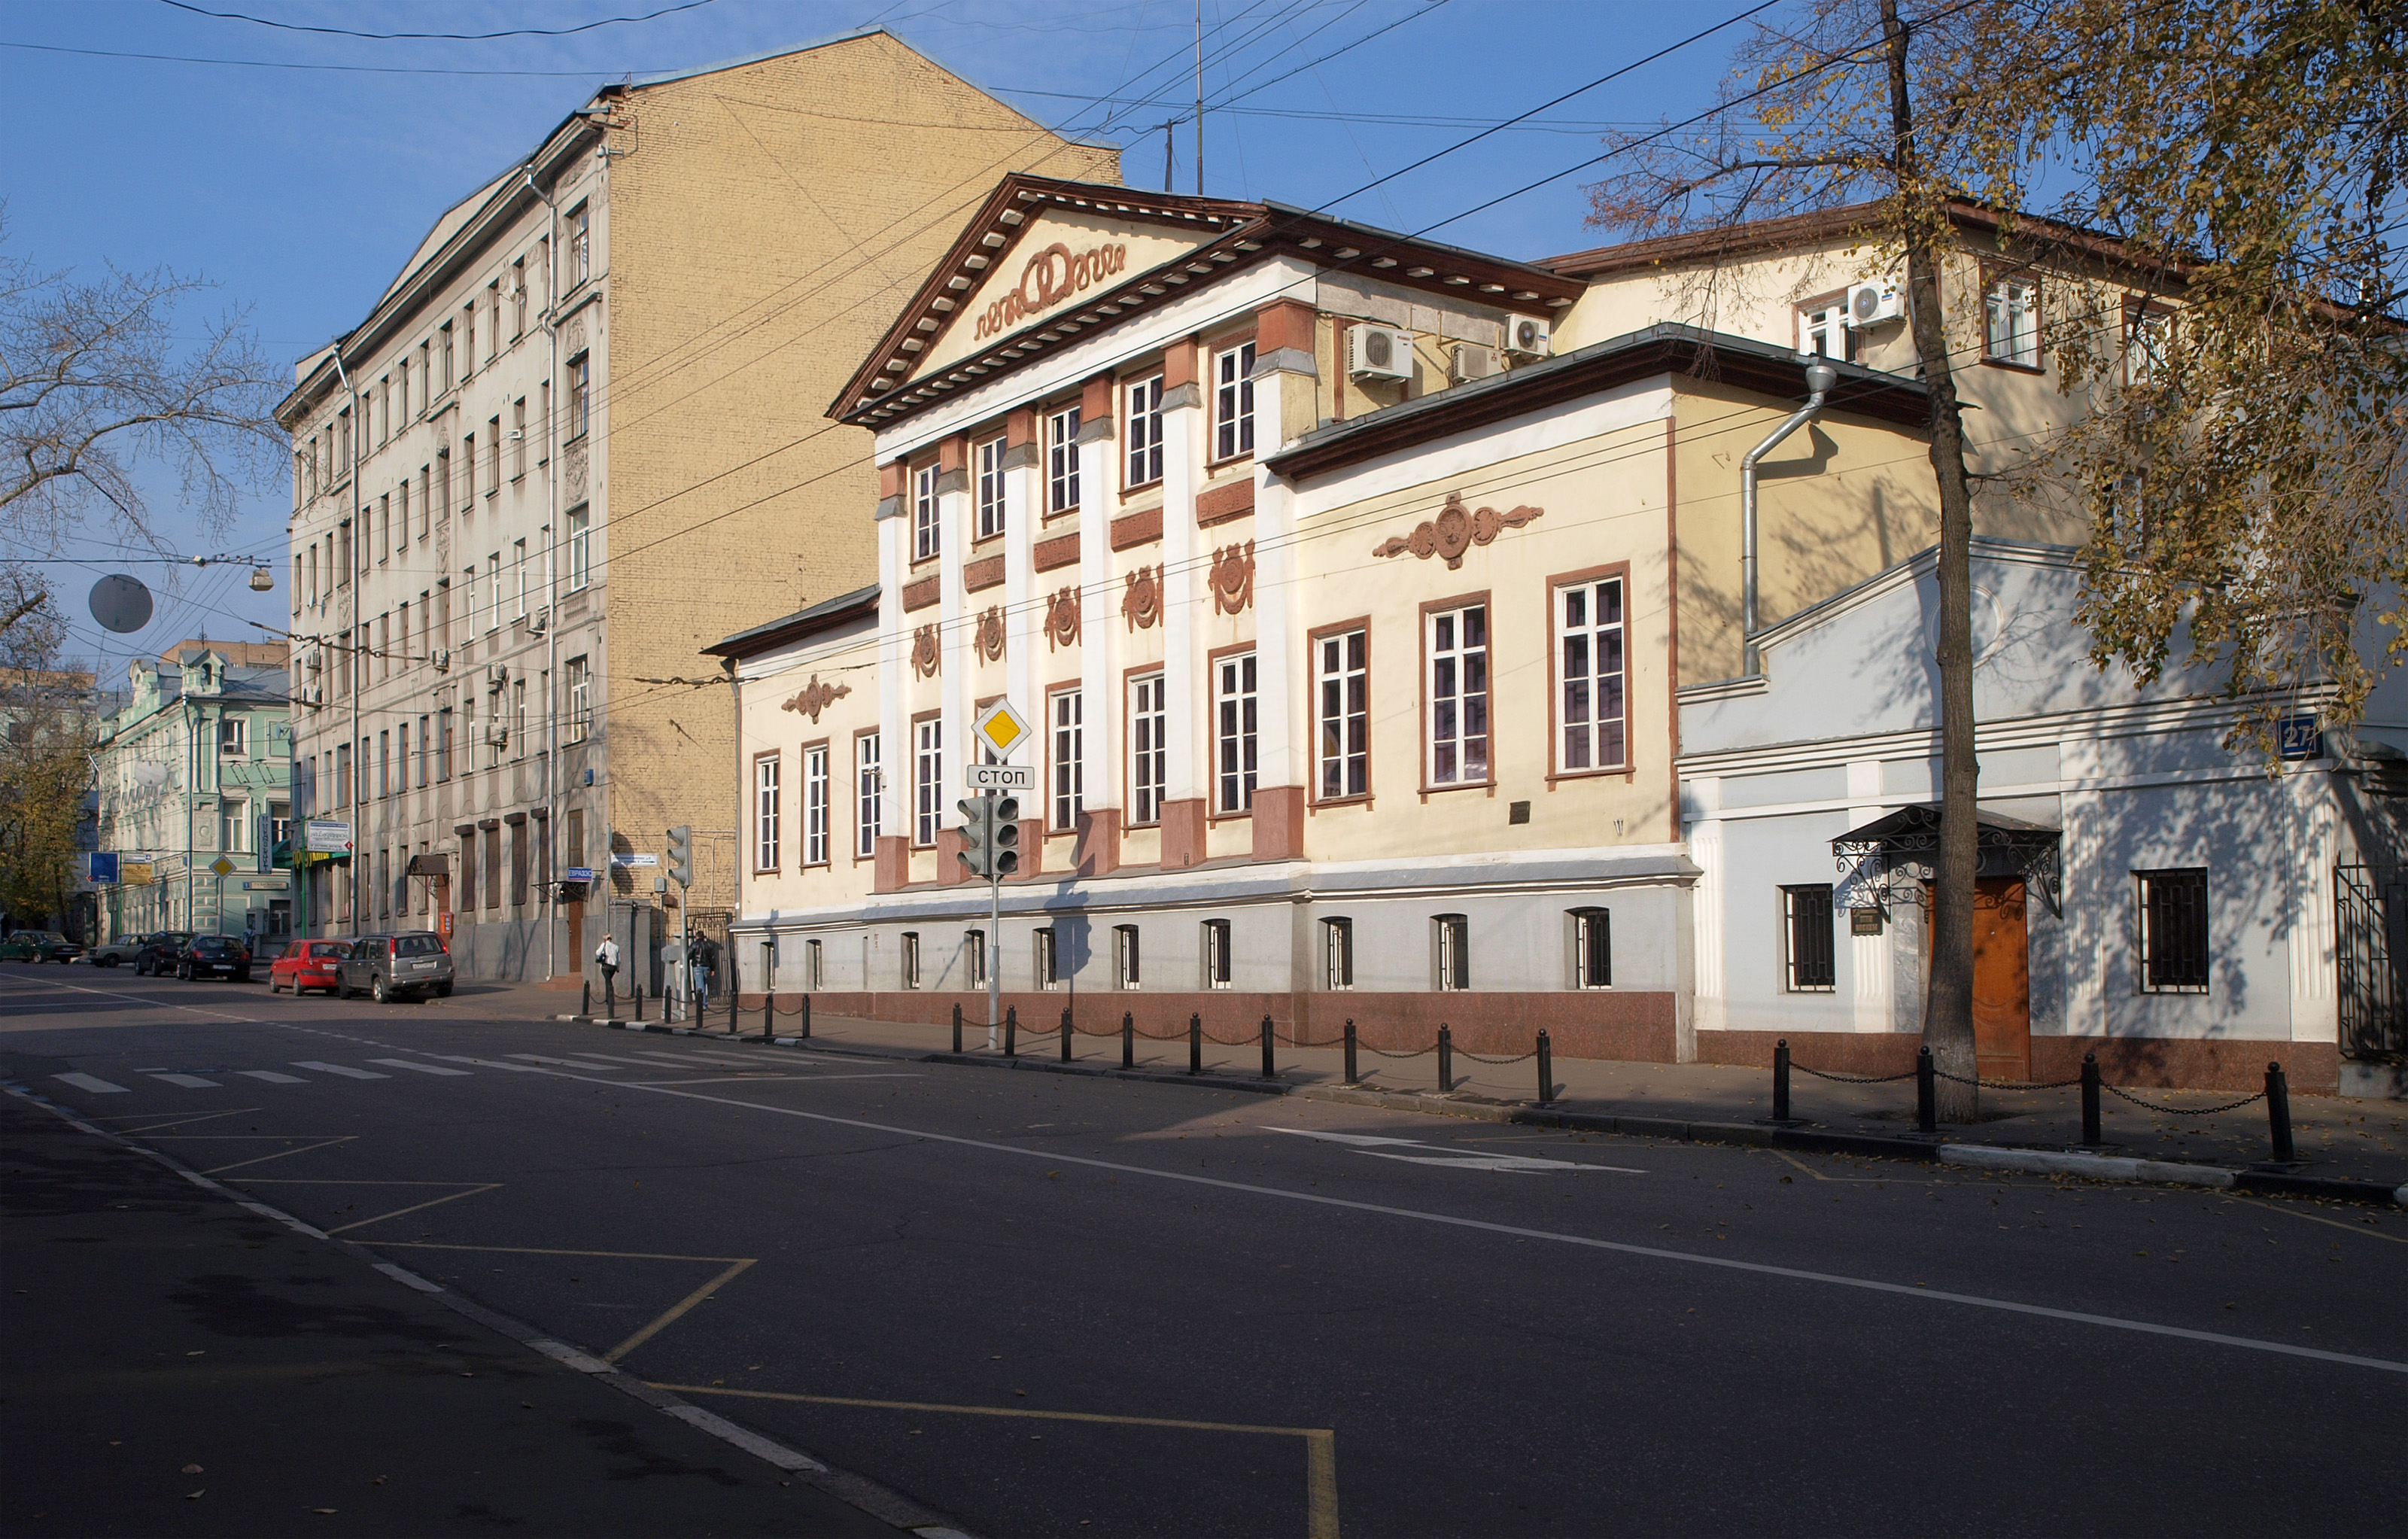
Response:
956,795,1022,878
665,824,692,887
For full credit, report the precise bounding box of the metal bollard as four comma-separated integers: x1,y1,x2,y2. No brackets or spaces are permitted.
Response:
1189,1012,1202,1075
635,985,646,1023
2265,1061,2295,1163
1343,1019,1358,1084
1060,1005,1073,1063
762,993,773,1042
2080,1053,2102,1145
1537,1028,1553,1106
952,1002,963,1055
1915,1046,1936,1135
582,980,591,1017
604,977,616,1019
1260,1014,1275,1079
799,993,811,1040
1122,1011,1135,1070
1438,1023,1453,1093
1005,1005,1018,1058
1774,1039,1792,1123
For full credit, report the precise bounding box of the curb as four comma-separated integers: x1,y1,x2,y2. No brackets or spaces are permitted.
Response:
564,1017,2408,1209
1,1083,980,1539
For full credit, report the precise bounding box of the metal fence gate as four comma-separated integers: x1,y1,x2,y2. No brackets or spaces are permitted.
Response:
2335,865,2407,1060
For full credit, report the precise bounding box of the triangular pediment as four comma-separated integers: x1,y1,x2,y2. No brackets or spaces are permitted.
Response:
911,206,1215,382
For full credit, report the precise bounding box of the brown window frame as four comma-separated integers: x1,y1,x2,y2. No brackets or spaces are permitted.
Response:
1546,561,1635,783
1978,261,2045,373
1308,616,1373,808
1419,589,1495,797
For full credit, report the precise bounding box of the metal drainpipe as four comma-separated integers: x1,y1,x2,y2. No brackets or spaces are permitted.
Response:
522,163,562,983
1740,357,1838,676
330,351,361,936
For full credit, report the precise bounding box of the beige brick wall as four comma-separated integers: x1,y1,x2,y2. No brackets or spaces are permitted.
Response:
600,33,1119,908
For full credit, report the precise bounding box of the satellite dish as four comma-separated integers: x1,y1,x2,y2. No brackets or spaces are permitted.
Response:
89,573,154,634
129,762,171,787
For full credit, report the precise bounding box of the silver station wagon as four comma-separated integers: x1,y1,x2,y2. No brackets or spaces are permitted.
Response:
336,931,456,1003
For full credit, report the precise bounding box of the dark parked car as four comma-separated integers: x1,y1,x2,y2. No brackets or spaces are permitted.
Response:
175,935,252,982
134,932,196,975
0,932,83,963
336,932,454,1003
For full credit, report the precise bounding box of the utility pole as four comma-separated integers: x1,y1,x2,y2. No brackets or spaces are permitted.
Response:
667,823,692,1019
1163,119,1177,193
1193,0,1205,195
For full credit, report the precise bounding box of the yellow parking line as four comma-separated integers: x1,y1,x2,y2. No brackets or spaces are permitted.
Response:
199,1137,355,1174
604,1258,755,1362
324,1183,504,1235
658,1382,1339,1538
362,1241,757,1366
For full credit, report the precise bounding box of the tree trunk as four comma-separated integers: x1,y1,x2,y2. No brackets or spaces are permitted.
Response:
1881,0,1980,1123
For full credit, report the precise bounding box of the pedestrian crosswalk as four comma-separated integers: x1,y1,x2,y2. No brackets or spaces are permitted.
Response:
49,1043,796,1096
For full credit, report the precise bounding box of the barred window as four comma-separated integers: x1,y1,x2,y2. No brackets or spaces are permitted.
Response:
1434,914,1470,991
1202,918,1233,989
2137,868,2209,992
1570,908,1611,989
1783,884,1835,991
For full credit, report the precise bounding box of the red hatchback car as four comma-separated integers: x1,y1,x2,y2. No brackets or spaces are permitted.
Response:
269,939,354,996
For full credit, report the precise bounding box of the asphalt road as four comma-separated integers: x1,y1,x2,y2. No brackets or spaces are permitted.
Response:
5,964,2404,1537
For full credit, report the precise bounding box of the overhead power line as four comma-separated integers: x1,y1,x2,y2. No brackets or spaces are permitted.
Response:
154,0,725,42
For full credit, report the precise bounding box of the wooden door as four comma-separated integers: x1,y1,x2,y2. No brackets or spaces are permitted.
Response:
1972,877,2031,1082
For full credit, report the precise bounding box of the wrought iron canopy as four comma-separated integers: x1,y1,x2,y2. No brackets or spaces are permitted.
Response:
1831,803,2063,915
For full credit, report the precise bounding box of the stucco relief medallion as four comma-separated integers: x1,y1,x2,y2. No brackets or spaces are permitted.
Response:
780,674,851,723
975,605,1005,662
564,442,588,504
1209,541,1255,616
911,623,941,679
564,316,589,360
1122,565,1161,631
1372,492,1543,570
1044,585,1081,651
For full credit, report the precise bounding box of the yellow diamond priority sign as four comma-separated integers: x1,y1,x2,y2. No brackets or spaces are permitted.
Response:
972,698,1032,760
208,856,236,877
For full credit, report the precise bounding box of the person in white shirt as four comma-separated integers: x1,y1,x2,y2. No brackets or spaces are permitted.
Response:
595,935,621,1005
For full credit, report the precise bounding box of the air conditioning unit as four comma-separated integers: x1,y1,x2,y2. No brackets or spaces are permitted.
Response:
1502,314,1552,360
486,663,509,691
1346,324,1413,382
483,722,509,747
1846,278,1903,327
298,685,325,706
433,648,451,674
526,608,549,636
1450,344,1499,384
304,646,324,671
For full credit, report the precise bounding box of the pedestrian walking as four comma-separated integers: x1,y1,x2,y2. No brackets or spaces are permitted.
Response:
692,935,718,1011
596,934,621,1010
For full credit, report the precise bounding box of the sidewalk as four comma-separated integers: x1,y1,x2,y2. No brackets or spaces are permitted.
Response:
0,1089,914,1538
583,1000,2408,1197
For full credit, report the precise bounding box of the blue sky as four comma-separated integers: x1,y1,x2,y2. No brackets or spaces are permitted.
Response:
3,0,1765,675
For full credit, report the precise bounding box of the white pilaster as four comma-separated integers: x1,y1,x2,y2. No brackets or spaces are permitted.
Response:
1159,384,1202,804
1845,758,1891,1033
1076,421,1119,813
875,497,906,841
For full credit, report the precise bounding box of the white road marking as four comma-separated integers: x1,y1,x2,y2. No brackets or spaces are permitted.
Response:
425,1055,543,1072
1267,1125,1644,1173
292,1060,390,1080
236,1071,308,1084
54,1072,128,1094
367,1058,472,1076
506,1053,627,1071
147,1073,220,1089
549,1072,2408,1378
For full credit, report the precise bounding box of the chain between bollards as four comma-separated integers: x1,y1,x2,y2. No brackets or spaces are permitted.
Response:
1437,1023,1453,1093
1915,1046,1936,1135
1188,1012,1202,1075
1260,1014,1275,1079
1060,1005,1073,1063
1005,1005,1017,1058
1122,1011,1134,1069
1343,1019,1358,1084
2080,1053,2102,1145
1535,1029,1553,1106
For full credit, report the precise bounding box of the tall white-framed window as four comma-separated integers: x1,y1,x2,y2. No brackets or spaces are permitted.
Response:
568,202,591,286
1046,405,1081,514
1555,575,1626,773
512,537,528,619
1202,918,1233,989
963,928,987,990
1570,908,1612,989
1984,273,2040,367
856,731,882,858
567,354,590,439
218,716,248,756
802,744,830,867
913,716,943,847
912,462,940,564
1212,339,1256,460
1034,926,1060,990
1114,924,1141,990
567,505,591,591
2125,304,2170,385
511,257,528,337
485,554,502,633
1123,373,1164,487
754,754,781,872
900,932,921,990
565,655,591,744
1322,917,1354,990
974,435,1006,541
218,796,250,853
1128,673,1166,826
1426,603,1489,786
1798,299,1862,363
1214,652,1257,814
511,679,526,758
1434,913,1470,991
1316,627,1368,801
1050,688,1084,831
